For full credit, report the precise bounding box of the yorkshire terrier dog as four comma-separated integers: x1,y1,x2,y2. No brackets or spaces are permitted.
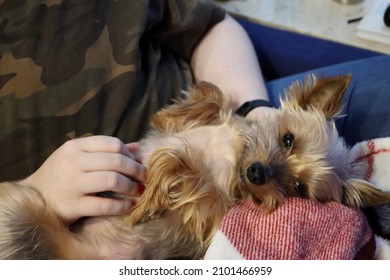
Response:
1,75,390,259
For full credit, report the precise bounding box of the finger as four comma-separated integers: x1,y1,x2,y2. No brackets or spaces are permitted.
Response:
81,152,146,183
126,142,143,162
81,171,143,197
76,136,134,158
80,196,137,217
126,142,141,153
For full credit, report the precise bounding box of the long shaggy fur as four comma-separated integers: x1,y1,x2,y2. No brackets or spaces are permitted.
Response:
1,76,390,259
0,183,79,259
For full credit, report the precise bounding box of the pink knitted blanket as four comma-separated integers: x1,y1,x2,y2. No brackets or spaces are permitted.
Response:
205,198,374,260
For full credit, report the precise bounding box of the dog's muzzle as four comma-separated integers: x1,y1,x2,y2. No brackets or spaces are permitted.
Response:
246,162,273,186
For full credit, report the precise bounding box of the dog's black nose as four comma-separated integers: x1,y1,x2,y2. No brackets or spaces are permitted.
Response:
246,162,272,185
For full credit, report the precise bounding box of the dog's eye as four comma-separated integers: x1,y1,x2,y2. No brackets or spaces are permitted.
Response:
294,180,306,197
282,132,295,149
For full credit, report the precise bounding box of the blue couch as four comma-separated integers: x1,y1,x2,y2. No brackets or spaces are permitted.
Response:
238,18,383,81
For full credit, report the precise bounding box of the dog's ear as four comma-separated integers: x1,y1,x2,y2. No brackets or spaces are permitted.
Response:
288,75,351,119
129,146,213,227
151,82,224,133
342,179,390,208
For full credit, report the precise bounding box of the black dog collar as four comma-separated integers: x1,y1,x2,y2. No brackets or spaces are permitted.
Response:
235,99,274,117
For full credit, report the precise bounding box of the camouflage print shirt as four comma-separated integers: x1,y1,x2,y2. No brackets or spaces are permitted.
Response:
0,0,225,181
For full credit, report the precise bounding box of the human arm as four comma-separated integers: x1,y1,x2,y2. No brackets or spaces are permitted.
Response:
191,14,275,120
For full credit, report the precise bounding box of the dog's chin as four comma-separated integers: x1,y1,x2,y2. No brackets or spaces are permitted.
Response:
237,172,287,212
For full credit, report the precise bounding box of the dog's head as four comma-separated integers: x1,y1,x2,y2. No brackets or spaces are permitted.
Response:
239,75,390,211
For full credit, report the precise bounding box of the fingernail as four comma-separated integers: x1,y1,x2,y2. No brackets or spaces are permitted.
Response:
137,184,145,195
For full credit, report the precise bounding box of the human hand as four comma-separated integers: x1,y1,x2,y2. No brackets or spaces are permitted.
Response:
21,136,146,223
